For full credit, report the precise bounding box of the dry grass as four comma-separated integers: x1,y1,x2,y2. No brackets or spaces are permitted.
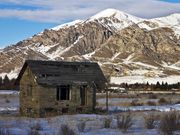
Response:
146,101,156,106
28,129,40,135
77,121,86,133
0,128,10,135
144,114,156,129
96,93,139,99
104,117,112,128
59,124,76,135
148,94,158,99
130,100,143,106
158,98,168,105
116,113,133,133
159,111,180,135
30,123,42,131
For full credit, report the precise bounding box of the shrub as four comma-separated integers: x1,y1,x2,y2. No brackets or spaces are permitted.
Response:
158,98,168,105
130,100,143,106
0,128,10,135
116,113,133,132
59,124,76,135
30,123,41,131
146,101,156,106
77,121,86,132
28,129,40,135
144,114,156,129
29,123,41,135
174,101,180,104
5,98,10,103
104,118,112,128
148,94,158,99
159,111,180,135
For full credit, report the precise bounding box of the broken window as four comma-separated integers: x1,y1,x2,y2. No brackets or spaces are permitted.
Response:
56,85,70,100
26,108,32,113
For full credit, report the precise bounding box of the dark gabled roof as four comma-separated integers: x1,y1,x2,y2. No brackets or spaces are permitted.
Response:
16,60,107,86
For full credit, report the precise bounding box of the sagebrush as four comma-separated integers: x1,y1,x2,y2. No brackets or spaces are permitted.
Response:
144,114,156,129
59,124,76,135
159,111,180,135
104,118,112,128
116,113,133,132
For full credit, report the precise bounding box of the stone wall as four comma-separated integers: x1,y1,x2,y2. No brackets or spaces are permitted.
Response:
20,66,40,117
20,66,95,117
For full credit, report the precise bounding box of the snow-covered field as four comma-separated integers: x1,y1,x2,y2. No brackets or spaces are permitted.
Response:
101,104,180,112
0,113,158,135
111,75,180,85
0,90,19,114
0,90,180,135
0,112,180,135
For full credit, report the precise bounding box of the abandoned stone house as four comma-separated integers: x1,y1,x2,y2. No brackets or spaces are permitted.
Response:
16,60,107,117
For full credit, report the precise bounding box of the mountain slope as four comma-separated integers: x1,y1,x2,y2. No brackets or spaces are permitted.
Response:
0,8,180,83
90,24,180,76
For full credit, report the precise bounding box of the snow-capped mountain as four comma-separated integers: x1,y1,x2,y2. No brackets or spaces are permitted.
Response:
138,13,180,36
89,9,143,30
0,8,180,84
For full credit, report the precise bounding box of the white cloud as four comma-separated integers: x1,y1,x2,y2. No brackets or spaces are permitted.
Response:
0,0,179,23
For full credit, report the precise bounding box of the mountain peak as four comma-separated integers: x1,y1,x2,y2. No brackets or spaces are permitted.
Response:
90,8,142,23
90,8,124,19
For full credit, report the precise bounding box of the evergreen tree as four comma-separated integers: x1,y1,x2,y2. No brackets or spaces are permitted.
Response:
165,82,168,90
0,77,2,88
3,75,10,89
4,75,9,84
155,81,160,89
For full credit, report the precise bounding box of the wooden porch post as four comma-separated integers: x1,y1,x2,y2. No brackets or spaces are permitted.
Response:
92,82,96,111
105,83,109,113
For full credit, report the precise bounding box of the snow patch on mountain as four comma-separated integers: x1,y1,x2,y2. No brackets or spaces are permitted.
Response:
130,69,164,76
51,20,83,31
132,62,158,70
0,68,20,80
90,9,142,23
89,8,143,30
83,51,96,60
152,13,180,26
45,35,84,59
46,46,65,60
111,53,121,61
123,53,135,64
162,61,180,71
30,43,59,55
138,13,180,35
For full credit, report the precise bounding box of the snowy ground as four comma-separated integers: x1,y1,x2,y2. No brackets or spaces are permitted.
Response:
0,113,154,135
0,112,180,135
0,90,19,114
111,75,180,85
0,90,180,135
97,96,180,112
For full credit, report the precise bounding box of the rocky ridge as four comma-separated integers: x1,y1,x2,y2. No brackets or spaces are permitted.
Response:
0,8,180,84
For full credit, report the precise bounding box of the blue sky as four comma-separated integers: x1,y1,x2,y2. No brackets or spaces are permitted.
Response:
0,0,180,48
0,19,57,48
162,0,180,2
